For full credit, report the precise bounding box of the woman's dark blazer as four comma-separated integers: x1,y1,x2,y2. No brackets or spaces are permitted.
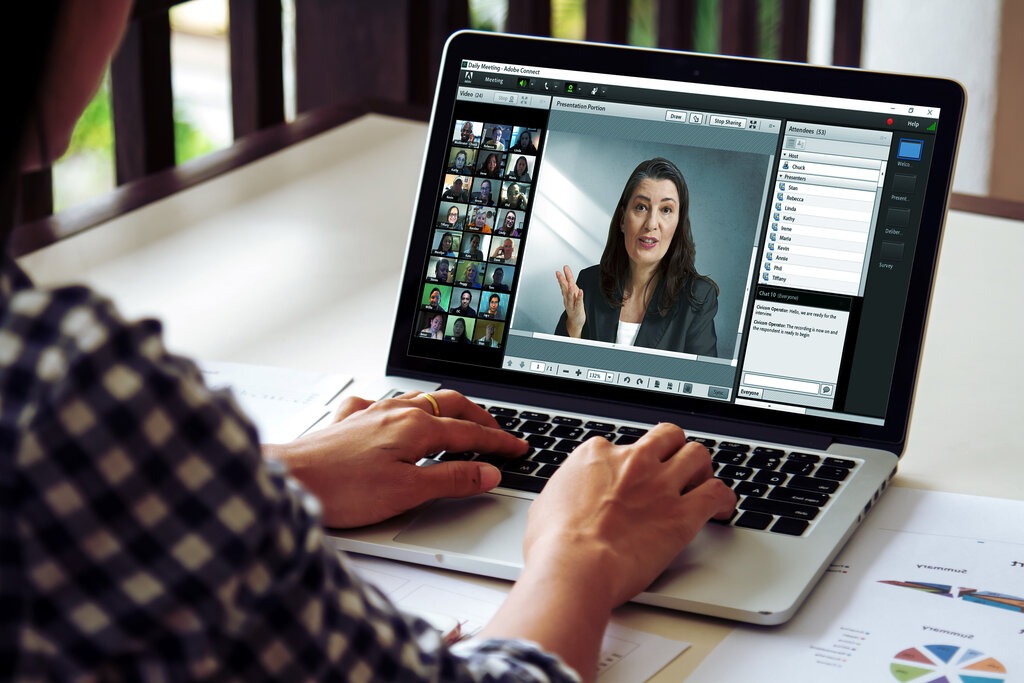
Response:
555,265,718,356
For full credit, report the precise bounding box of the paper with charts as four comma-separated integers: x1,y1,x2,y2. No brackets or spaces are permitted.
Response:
689,487,1023,683
344,553,688,681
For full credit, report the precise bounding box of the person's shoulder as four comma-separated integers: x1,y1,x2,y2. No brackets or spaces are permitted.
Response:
576,264,601,287
687,275,718,306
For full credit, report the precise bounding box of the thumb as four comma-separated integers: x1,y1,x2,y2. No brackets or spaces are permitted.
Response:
417,461,502,499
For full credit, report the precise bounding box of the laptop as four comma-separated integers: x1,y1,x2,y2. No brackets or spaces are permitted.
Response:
326,30,965,625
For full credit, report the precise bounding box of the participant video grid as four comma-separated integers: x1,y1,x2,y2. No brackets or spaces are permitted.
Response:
418,121,543,348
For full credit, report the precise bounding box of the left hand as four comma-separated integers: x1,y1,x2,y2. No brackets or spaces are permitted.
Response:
263,390,528,528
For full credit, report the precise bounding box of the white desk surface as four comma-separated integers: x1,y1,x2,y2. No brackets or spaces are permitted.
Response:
20,114,1024,680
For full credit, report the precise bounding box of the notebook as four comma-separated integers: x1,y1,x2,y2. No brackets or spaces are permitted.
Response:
325,31,965,625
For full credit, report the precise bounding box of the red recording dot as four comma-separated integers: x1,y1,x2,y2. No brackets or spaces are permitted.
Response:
886,117,893,125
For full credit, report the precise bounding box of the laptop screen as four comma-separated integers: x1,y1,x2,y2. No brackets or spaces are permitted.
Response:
394,32,963,448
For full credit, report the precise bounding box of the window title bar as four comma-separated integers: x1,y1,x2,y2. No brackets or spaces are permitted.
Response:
460,59,941,119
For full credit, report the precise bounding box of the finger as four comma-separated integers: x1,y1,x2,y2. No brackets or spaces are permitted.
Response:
388,390,496,428
424,416,528,457
663,441,716,491
412,461,503,501
562,264,576,285
681,478,738,522
333,395,373,421
627,422,688,462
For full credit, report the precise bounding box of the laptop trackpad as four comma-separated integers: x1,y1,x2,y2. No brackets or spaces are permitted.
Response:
395,493,528,565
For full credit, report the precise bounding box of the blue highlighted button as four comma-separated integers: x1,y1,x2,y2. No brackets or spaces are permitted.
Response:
897,138,924,161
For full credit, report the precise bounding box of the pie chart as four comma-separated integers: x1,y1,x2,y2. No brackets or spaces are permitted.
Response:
891,644,1007,682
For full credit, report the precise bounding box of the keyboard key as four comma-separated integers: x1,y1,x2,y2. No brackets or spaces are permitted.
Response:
822,456,856,468
536,464,560,478
494,416,520,430
718,441,751,453
734,481,770,497
520,420,552,434
713,451,747,465
553,439,582,453
519,411,550,421
550,425,584,439
752,446,785,457
747,454,781,470
771,518,809,536
788,476,840,494
769,488,830,507
781,460,815,476
437,451,474,461
582,430,615,442
488,406,518,417
498,472,546,493
615,434,640,445
734,511,773,530
753,470,788,486
525,434,555,449
617,426,648,437
533,450,567,464
502,460,539,475
687,436,716,447
585,421,615,431
552,416,582,426
740,497,820,521
718,465,753,481
815,466,851,481
787,452,821,463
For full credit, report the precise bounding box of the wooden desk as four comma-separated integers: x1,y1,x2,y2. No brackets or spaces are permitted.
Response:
20,114,1024,680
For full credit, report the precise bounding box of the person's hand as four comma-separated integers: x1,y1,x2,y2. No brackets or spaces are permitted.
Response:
555,264,586,337
476,424,735,677
263,390,527,528
523,423,736,609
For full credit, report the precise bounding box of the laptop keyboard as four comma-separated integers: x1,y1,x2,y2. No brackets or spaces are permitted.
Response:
418,402,861,537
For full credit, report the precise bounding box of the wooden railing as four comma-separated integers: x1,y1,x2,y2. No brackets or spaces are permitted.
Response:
12,0,1019,257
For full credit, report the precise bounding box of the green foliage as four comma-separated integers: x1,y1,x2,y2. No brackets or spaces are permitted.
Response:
66,82,114,158
174,113,217,165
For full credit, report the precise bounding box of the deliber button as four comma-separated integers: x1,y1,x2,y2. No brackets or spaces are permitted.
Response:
886,207,910,227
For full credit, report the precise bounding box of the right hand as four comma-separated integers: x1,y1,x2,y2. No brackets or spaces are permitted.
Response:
523,423,736,610
555,265,586,337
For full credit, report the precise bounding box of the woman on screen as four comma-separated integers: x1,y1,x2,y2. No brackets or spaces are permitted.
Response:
554,157,718,355
478,153,501,178
507,155,531,182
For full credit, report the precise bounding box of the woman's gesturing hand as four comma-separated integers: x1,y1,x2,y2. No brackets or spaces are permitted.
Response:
555,264,586,337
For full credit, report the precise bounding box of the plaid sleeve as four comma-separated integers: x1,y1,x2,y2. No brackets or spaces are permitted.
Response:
0,283,578,682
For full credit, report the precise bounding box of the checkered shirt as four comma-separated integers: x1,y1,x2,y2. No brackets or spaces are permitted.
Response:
0,260,579,682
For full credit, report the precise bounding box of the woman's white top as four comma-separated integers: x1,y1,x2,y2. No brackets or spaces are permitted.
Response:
615,320,641,346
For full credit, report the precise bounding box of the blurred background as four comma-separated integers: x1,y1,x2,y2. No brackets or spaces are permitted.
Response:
37,0,1022,228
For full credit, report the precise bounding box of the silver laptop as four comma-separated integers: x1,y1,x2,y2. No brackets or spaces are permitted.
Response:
326,31,965,625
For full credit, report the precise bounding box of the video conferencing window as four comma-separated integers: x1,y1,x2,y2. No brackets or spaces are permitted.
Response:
410,59,939,426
